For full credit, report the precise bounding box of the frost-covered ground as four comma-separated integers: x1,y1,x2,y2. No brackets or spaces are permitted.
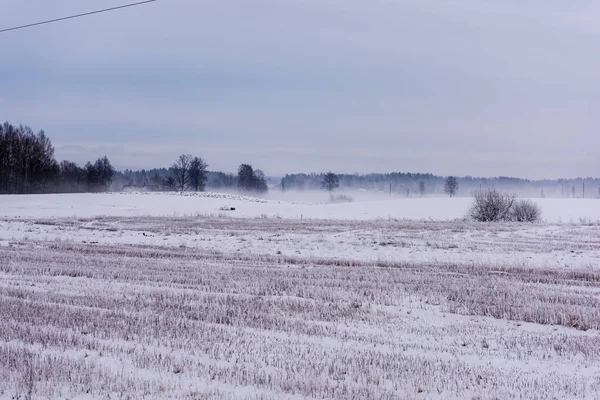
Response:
1,193,600,399
1,217,599,270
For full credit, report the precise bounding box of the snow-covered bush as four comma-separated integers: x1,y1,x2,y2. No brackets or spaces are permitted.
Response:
510,200,542,222
468,189,516,222
468,189,542,223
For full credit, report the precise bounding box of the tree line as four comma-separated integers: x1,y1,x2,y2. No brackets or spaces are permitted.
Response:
120,169,239,191
0,122,114,194
122,156,269,194
2,121,598,197
0,121,270,195
318,172,459,198
282,172,599,198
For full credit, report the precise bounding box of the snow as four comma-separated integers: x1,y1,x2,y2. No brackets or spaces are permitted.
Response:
1,217,599,270
1,191,600,398
1,191,599,222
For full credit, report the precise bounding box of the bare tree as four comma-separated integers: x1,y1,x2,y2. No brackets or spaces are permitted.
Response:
445,176,458,197
468,189,516,222
189,157,208,192
321,172,340,192
171,154,193,192
163,176,176,191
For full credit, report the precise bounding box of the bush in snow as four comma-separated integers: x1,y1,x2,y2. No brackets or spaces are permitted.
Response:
468,189,542,223
468,189,516,222
510,200,542,222
329,194,353,203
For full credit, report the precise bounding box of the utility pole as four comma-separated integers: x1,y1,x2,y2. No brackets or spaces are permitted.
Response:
583,182,585,199
389,183,392,198
281,177,285,192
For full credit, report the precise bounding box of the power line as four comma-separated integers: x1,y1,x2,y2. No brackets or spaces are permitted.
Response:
0,0,157,34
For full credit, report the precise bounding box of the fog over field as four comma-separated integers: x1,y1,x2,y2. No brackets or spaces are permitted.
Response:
1,191,599,223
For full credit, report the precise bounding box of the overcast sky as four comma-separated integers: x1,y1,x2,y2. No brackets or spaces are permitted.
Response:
1,0,599,179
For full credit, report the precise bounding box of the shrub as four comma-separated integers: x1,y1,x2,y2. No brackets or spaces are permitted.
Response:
329,194,353,203
468,190,542,223
510,200,542,222
468,189,516,222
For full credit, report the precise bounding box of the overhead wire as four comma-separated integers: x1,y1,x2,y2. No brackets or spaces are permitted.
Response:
0,0,157,34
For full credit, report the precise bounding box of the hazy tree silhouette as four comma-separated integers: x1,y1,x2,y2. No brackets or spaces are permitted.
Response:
59,160,85,192
238,164,268,193
95,156,114,190
321,172,340,192
445,176,458,197
419,181,425,197
238,164,255,191
253,169,268,192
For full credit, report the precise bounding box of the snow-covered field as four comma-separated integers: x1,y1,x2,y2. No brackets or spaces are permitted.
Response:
1,192,600,399
1,191,600,222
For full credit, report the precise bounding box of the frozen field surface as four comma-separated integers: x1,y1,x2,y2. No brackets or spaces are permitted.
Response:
1,192,600,222
1,210,600,398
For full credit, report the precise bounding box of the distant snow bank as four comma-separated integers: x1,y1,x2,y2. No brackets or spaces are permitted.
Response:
137,191,270,203
0,192,599,222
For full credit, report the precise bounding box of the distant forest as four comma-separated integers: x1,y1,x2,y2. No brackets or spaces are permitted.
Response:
280,173,600,198
1,121,598,198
